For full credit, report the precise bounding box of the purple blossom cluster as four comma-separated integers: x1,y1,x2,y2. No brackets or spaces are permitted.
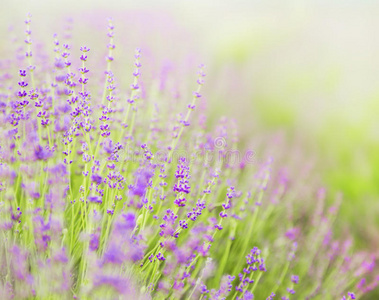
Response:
173,157,191,207
233,247,266,299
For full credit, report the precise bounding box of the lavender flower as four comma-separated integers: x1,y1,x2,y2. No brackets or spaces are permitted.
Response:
0,14,376,300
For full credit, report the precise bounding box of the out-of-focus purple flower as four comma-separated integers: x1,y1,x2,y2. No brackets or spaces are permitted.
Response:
341,292,356,300
103,244,126,265
89,232,100,251
34,145,52,160
266,292,276,300
91,173,102,185
80,46,90,52
93,275,129,294
285,227,300,241
53,247,68,263
160,209,178,238
291,275,299,284
88,195,102,204
10,246,28,280
131,167,154,198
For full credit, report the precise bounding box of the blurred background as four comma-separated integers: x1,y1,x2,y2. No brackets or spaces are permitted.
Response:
1,0,378,249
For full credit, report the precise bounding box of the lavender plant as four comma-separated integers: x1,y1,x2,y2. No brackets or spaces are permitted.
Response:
0,14,377,299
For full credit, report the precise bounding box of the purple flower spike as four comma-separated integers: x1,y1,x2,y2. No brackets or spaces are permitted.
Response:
173,157,191,208
291,275,299,284
80,46,90,52
88,195,102,204
34,145,52,160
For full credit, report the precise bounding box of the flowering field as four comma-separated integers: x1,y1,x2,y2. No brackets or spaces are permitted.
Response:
0,3,378,300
